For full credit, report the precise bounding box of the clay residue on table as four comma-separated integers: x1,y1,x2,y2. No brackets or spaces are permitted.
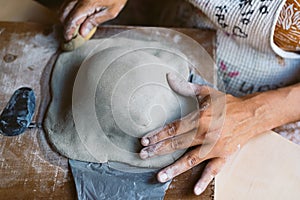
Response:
0,22,75,199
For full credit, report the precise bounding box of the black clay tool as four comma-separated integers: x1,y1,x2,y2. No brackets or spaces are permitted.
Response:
0,87,36,136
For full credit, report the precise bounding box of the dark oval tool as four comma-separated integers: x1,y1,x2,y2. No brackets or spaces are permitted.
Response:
0,87,36,136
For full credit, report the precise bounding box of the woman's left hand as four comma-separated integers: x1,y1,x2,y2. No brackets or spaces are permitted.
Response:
139,73,270,195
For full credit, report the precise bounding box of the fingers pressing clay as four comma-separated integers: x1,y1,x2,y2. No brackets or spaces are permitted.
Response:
140,129,205,159
61,26,97,51
141,111,199,146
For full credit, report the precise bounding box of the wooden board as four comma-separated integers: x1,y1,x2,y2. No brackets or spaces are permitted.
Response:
215,131,300,200
0,22,216,200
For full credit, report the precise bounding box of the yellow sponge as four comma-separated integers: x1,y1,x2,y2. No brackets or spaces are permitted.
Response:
61,26,97,51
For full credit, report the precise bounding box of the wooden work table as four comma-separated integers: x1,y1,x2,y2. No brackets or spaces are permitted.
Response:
1,21,300,200
0,22,216,199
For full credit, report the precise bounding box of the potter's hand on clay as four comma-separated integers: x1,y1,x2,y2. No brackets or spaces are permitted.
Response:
60,0,127,41
139,73,268,195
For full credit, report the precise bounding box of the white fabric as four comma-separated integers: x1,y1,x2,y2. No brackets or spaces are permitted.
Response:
216,31,300,96
188,0,300,96
188,0,286,53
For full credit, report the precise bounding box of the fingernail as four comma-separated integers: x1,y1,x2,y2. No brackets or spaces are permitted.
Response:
194,186,204,195
82,23,93,37
82,28,91,37
158,172,169,182
141,138,149,146
139,149,149,159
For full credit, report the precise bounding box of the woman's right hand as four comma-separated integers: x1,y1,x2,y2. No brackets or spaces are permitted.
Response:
60,0,127,41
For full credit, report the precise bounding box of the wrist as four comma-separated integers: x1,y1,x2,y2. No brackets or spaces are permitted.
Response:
243,84,300,136
236,94,272,140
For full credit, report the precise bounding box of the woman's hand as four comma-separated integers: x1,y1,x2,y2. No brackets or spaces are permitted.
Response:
60,0,127,41
139,73,272,195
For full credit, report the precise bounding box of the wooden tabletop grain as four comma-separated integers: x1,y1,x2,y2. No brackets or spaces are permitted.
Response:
0,22,216,200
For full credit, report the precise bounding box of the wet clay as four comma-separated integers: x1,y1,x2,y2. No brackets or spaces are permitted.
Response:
45,37,197,169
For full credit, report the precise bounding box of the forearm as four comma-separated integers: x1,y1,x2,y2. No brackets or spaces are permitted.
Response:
242,83,300,139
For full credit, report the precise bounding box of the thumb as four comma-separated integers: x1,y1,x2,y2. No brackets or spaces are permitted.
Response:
166,72,211,98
